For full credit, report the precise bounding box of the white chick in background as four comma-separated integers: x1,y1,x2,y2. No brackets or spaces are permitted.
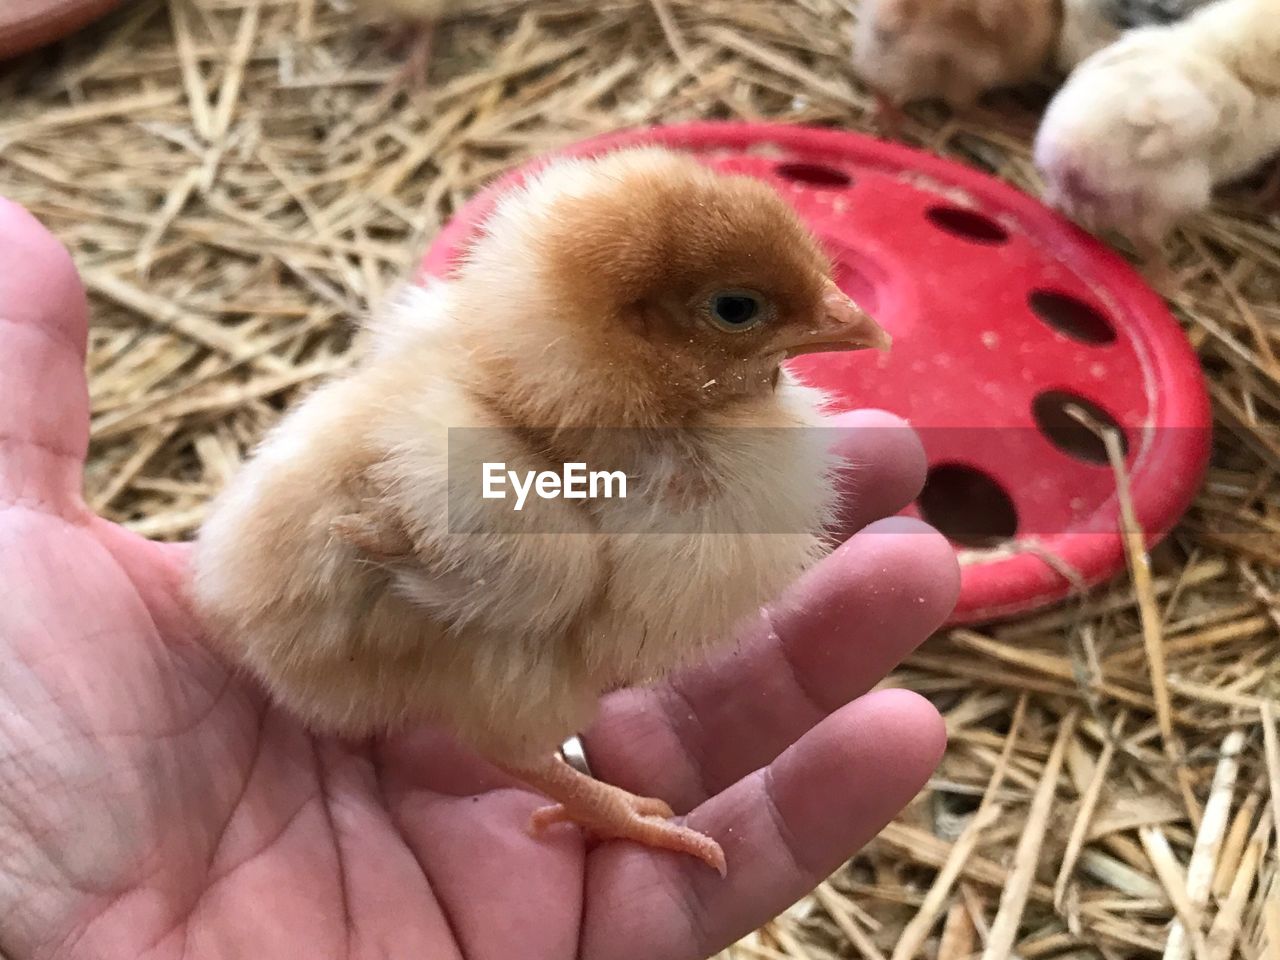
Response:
1034,0,1280,277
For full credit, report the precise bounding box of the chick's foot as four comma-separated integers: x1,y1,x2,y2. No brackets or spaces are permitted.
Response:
500,756,727,876
532,790,727,877
530,791,674,828
1134,237,1178,297
873,93,905,137
399,26,434,89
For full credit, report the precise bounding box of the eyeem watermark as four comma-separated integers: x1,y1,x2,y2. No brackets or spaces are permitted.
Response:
481,462,628,511
447,426,1212,534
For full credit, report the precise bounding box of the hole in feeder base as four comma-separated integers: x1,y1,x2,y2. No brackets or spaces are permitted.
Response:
925,206,1009,245
775,162,853,188
918,463,1019,548
1033,390,1129,465
1029,290,1116,345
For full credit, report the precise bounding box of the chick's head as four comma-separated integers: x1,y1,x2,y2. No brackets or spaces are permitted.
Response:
451,148,887,426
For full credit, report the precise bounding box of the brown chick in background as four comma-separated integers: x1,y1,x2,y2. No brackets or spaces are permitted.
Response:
191,147,890,875
851,0,1060,133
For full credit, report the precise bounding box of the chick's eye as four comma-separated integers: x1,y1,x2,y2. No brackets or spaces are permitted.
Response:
709,292,764,331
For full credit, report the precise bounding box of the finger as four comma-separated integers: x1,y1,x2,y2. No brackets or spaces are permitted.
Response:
0,197,90,513
824,409,927,543
581,689,946,960
588,517,958,812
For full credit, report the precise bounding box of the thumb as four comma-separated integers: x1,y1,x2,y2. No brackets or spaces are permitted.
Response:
0,197,90,516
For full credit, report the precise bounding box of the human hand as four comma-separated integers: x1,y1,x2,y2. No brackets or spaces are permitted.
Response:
0,197,958,960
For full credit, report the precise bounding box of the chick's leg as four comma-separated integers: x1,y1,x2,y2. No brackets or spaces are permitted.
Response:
497,755,727,876
1134,236,1177,296
400,25,434,89
873,92,905,138
371,21,436,109
1257,160,1280,212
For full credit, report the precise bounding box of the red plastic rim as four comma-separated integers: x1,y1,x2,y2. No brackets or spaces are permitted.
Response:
419,122,1212,625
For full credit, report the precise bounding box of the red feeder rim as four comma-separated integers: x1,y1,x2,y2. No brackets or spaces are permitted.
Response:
419,122,1212,625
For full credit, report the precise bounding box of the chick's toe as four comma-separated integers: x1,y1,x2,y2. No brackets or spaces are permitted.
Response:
504,756,725,875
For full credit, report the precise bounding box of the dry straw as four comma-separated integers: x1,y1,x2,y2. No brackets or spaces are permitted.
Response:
1,0,1277,956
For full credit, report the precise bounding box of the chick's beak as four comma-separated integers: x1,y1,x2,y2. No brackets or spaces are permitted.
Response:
783,282,892,358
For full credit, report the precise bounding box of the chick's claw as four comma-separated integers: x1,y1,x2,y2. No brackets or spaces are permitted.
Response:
530,795,726,877
593,814,726,878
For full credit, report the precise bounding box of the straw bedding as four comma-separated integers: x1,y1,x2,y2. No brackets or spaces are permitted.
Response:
1,0,1277,955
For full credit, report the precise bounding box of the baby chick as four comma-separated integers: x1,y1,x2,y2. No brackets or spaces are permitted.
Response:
1034,0,1280,277
851,0,1061,128
191,147,889,875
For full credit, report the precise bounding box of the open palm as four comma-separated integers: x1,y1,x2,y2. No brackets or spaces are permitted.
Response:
0,197,959,960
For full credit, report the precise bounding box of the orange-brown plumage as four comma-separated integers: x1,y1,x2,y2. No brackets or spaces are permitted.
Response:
191,147,888,874
852,0,1060,122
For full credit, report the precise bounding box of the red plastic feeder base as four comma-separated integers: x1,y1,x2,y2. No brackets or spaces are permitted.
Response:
419,123,1212,625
